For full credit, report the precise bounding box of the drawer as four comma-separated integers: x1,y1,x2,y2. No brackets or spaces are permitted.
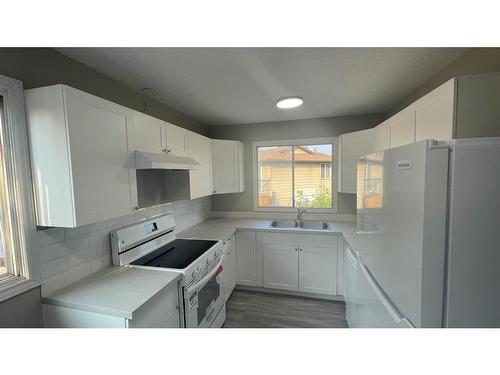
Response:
298,234,337,249
262,232,302,245
129,282,179,328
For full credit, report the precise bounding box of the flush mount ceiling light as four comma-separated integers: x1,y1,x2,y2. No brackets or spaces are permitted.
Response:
276,96,303,109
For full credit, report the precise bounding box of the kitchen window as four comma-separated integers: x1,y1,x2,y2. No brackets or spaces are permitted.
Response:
0,74,37,296
253,138,337,212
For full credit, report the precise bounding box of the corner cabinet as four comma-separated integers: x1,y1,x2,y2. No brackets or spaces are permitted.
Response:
373,120,390,152
338,128,374,193
25,85,137,228
187,131,213,199
388,106,415,148
211,139,244,194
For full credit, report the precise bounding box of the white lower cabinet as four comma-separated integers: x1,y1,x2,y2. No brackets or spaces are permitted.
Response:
222,234,236,301
235,231,258,286
261,233,338,296
43,281,181,328
299,245,337,295
263,244,299,291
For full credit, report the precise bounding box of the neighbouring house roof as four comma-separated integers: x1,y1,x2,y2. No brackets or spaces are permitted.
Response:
259,146,331,162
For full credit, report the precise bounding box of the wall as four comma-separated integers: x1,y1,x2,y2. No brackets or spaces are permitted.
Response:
208,114,383,216
387,48,500,116
37,197,211,297
0,48,208,135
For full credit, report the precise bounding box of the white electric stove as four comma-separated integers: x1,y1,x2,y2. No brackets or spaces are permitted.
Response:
110,214,226,328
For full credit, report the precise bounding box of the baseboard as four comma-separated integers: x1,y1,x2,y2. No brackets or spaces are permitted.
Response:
235,285,345,302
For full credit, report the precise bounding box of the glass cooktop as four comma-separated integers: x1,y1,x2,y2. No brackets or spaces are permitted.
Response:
131,239,218,269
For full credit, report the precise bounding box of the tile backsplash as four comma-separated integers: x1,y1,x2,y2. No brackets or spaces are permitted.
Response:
36,197,211,297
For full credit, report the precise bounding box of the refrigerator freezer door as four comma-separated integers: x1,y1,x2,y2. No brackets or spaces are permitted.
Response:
445,138,500,327
357,141,449,327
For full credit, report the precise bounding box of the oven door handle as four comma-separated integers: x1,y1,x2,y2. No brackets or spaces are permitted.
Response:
186,257,223,295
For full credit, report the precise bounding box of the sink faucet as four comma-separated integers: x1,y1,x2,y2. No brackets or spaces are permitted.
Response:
296,207,307,225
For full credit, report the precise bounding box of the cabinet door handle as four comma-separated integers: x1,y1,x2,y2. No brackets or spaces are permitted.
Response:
299,248,303,252
294,248,298,251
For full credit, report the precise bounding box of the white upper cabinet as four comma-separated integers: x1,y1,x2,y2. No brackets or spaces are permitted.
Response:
165,122,188,157
187,131,213,199
389,106,415,148
25,85,137,227
338,128,374,193
373,120,390,152
132,110,166,153
211,139,244,194
414,79,455,142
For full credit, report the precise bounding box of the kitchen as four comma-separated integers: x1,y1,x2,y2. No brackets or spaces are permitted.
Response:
1,3,500,372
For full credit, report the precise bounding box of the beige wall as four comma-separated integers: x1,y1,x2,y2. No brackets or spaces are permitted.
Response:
0,48,208,135
209,114,383,214
387,48,500,116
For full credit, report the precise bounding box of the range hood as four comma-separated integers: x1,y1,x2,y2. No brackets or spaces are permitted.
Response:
135,151,200,170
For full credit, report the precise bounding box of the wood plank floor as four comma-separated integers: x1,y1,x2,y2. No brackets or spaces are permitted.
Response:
223,289,348,328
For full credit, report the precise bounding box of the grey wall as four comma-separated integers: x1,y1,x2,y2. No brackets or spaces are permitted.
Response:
0,48,208,135
387,48,500,116
0,287,43,327
208,114,384,213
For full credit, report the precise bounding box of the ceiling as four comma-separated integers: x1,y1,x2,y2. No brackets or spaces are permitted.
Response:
57,48,467,126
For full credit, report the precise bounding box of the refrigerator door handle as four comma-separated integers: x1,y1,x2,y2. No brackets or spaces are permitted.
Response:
361,264,405,324
346,246,358,269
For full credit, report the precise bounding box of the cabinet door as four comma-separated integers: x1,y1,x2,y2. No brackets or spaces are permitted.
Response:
299,245,337,295
389,107,415,148
188,131,213,199
373,120,390,152
131,111,166,153
338,129,374,193
263,243,299,291
165,122,188,157
65,86,136,226
211,140,240,194
414,79,455,142
222,235,236,301
235,231,257,286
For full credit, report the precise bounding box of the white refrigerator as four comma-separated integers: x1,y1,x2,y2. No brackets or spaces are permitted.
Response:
350,138,500,328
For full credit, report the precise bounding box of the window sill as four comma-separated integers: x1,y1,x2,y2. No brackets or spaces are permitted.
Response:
0,276,40,304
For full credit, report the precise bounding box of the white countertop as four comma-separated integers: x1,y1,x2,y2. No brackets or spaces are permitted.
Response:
43,266,181,319
178,218,358,242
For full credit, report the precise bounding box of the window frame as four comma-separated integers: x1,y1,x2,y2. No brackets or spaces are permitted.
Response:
252,137,337,213
0,74,38,298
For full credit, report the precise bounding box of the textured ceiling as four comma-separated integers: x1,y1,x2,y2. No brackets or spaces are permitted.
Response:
57,48,467,125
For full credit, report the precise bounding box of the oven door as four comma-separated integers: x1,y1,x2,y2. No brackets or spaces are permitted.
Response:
184,260,224,328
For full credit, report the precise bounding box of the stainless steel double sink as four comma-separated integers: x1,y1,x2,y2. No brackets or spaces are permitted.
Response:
269,220,332,230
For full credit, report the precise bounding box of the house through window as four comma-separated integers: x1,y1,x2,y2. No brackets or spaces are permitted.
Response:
256,141,335,210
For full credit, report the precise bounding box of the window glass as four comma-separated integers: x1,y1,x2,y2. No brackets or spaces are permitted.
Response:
257,146,293,207
257,143,334,209
294,145,332,208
